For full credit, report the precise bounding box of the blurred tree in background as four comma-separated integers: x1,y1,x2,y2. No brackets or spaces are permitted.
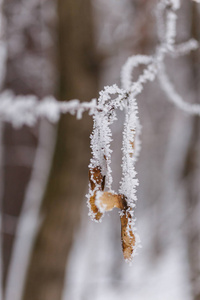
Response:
23,0,99,299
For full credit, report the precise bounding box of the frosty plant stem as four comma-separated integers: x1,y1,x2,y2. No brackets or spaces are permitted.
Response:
0,0,199,262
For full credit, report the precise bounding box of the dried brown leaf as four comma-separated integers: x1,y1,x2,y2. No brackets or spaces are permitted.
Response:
121,212,135,261
88,166,105,220
89,166,105,191
96,191,122,212
88,167,136,261
89,192,103,221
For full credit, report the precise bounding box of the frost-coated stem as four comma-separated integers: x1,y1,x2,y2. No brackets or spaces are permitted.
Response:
89,85,127,192
0,91,97,127
120,98,139,206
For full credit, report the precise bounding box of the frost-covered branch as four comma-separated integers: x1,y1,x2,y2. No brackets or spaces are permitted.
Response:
0,91,97,127
0,0,199,124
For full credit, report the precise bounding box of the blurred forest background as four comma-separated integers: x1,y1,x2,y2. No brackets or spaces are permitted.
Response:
0,0,200,300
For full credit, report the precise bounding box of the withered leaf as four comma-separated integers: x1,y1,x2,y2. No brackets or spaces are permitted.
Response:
89,191,103,221
89,166,104,191
96,191,123,212
88,168,136,262
121,212,135,261
88,166,105,221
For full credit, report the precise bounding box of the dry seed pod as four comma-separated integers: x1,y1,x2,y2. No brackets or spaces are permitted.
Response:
95,191,135,261
89,166,105,191
95,191,123,213
119,195,136,261
121,211,136,262
88,166,105,221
